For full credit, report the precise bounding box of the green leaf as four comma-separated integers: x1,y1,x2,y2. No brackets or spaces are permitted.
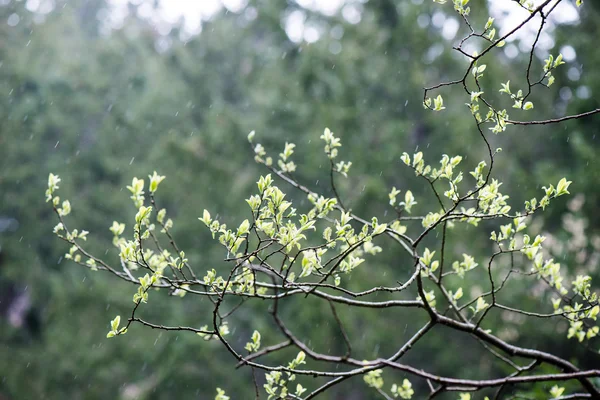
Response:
433,94,445,111
110,315,121,331
199,209,212,226
556,178,572,196
148,171,165,193
237,219,250,236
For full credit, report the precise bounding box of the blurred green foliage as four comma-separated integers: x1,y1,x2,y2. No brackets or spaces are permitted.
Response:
0,0,599,399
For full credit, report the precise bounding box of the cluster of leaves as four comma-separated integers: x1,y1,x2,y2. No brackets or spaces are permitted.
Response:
47,119,599,399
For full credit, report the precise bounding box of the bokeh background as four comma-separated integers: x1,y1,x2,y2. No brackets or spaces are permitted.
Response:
1,0,599,398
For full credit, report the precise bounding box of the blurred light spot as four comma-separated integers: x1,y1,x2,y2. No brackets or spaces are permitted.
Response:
342,4,362,24
425,43,444,63
559,45,576,62
7,13,20,27
222,0,248,13
567,67,580,81
536,31,554,51
244,6,257,21
504,43,519,59
329,41,342,54
518,39,531,53
38,0,55,14
489,0,579,43
304,25,319,43
297,0,344,16
154,37,171,53
576,86,590,99
417,14,429,29
441,17,459,40
284,10,306,43
551,1,580,24
431,11,445,28
26,0,40,12
559,87,572,101
330,24,343,40
137,3,154,19
156,20,172,36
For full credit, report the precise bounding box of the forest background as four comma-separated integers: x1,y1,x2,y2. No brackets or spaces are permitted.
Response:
1,0,599,398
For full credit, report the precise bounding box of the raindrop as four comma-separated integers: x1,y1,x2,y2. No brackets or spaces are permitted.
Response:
129,157,135,165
